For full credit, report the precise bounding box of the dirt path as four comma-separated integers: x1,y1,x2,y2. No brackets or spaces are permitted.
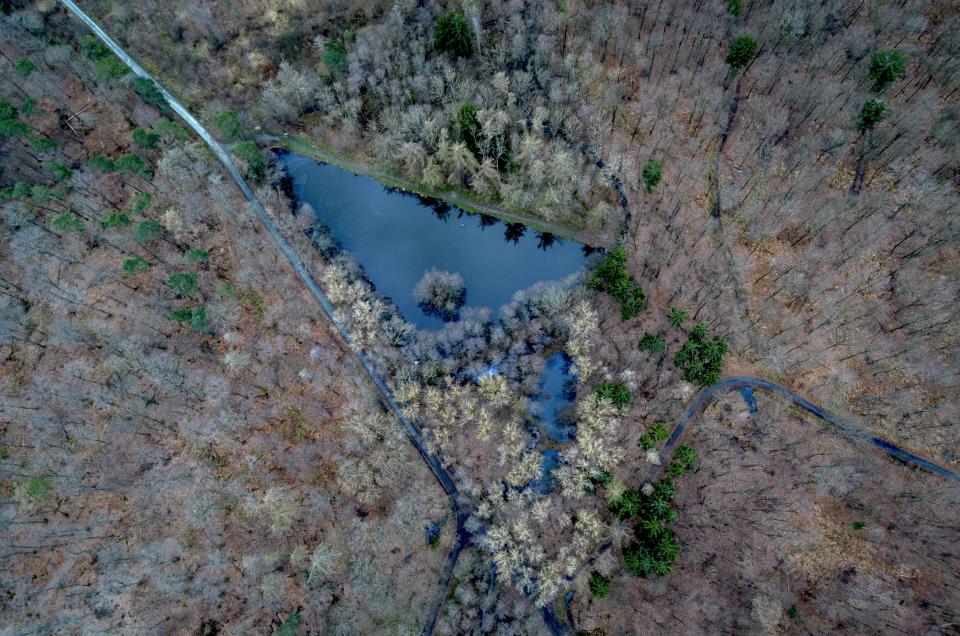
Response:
55,2,470,633
557,373,958,635
55,9,957,636
649,375,959,483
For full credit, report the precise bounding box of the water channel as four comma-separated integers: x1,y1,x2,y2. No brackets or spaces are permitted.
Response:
281,152,588,492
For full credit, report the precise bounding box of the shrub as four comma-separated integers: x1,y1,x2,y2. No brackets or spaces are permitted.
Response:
639,332,665,354
323,41,348,73
131,77,169,114
639,423,669,450
869,50,906,92
215,109,242,140
674,324,727,386
435,12,472,58
168,272,199,297
590,248,646,320
667,307,686,327
271,29,310,62
726,35,757,71
641,160,662,193
726,0,742,18
858,98,887,131
15,58,36,78
234,141,267,182
132,127,159,149
101,211,132,229
588,572,611,598
414,269,466,320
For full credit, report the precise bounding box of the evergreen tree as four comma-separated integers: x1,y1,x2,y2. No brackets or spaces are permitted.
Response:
435,12,472,58
726,36,757,71
869,50,906,91
642,160,662,193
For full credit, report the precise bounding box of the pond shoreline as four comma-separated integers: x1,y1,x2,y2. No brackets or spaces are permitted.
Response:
259,133,614,250
278,150,592,331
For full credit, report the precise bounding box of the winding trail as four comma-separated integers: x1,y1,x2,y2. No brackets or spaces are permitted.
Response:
52,7,958,636
648,375,959,485
559,374,958,635
55,2,469,633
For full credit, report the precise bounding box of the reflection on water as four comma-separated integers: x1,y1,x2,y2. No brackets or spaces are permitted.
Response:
280,151,589,330
531,352,577,443
529,352,578,495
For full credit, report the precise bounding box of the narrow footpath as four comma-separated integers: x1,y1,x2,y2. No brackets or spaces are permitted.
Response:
52,9,959,636
55,2,469,633
649,375,960,484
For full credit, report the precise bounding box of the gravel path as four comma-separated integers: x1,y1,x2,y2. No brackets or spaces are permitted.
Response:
55,3,471,633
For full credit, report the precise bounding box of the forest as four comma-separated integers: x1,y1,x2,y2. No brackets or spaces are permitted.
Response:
0,13,455,634
68,0,959,467
2,0,958,635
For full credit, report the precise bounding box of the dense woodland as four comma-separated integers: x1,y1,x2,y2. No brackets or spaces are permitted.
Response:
0,16,454,634
577,392,960,634
70,0,960,465
1,0,958,634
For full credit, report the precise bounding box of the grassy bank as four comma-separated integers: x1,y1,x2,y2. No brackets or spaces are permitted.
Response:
260,133,614,249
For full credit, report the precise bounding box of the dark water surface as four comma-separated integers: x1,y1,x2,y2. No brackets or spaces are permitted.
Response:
280,152,589,330
531,352,577,443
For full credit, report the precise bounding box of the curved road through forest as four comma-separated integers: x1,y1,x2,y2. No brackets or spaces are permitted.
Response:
53,6,958,636
55,2,469,633
555,375,958,636
648,375,959,483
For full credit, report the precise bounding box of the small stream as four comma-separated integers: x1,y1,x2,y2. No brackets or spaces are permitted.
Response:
282,153,587,495
280,152,591,330
529,352,578,493
530,352,578,443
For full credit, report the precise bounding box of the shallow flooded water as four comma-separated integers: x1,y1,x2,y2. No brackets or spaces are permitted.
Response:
531,352,577,443
280,152,590,330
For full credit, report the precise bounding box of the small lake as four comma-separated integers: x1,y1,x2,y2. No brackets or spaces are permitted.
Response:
280,152,590,330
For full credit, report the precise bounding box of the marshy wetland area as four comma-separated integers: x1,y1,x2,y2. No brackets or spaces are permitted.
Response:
1,1,958,635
